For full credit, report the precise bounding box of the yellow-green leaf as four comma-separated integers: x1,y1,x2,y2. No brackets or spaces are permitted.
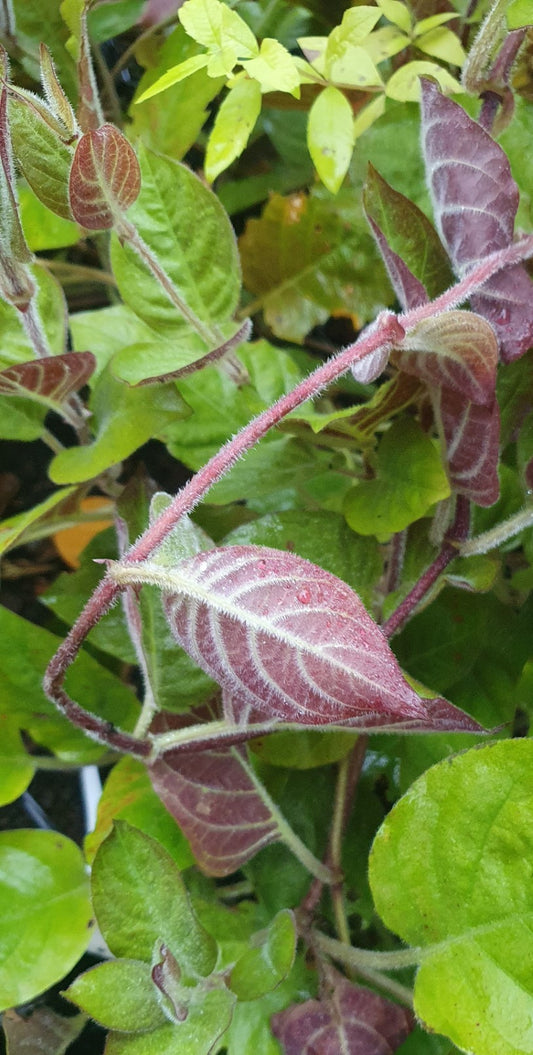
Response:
307,86,354,194
245,38,300,95
205,78,262,182
386,60,461,101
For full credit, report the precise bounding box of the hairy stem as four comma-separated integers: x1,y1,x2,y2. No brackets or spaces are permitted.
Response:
382,496,470,639
314,934,416,1007
459,505,533,556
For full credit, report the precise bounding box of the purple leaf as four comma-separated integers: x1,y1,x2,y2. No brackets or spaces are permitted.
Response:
271,969,414,1055
366,217,429,311
431,387,500,506
0,352,95,403
421,79,533,361
395,311,498,405
149,713,280,876
69,125,141,230
160,545,484,733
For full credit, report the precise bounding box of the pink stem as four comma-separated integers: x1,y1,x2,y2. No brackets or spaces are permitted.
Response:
43,232,533,746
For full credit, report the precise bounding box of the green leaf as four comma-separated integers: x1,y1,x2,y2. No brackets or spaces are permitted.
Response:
343,418,450,541
180,0,258,59
376,0,412,32
88,0,145,42
229,910,296,1000
0,486,79,556
0,831,91,1012
110,147,241,338
240,185,391,341
307,87,354,194
104,988,235,1054
131,27,224,158
363,163,453,299
84,757,194,870
0,395,46,440
369,739,533,1055
0,719,35,806
49,368,187,484
11,0,77,99
0,605,139,762
415,26,465,65
386,61,461,101
225,954,315,1055
244,38,300,94
9,98,73,220
19,185,80,250
205,78,262,183
135,54,210,102
91,822,217,976
506,0,533,29
65,959,166,1032
0,266,67,370
250,727,357,769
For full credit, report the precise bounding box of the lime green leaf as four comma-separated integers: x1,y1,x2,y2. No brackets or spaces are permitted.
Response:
240,186,390,340
110,147,240,338
415,12,460,33
507,0,533,28
0,396,46,440
0,605,139,763
245,38,300,94
91,822,217,976
0,719,34,806
229,911,296,1001
386,61,461,101
376,0,412,32
307,86,354,194
326,44,383,88
327,6,382,49
49,369,187,484
84,757,194,869
135,54,210,102
88,0,144,42
179,0,258,78
205,78,261,182
9,98,73,220
250,727,356,769
364,25,411,63
415,26,465,65
369,739,533,1055
0,831,91,1012
343,418,450,540
11,0,77,98
352,95,386,140
65,960,166,1032
19,185,80,250
0,485,75,555
104,989,235,1054
131,27,224,158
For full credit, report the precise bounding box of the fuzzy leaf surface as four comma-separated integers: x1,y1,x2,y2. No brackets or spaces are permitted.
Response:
432,387,500,506
0,831,91,1011
369,739,533,1055
65,960,166,1033
91,822,217,976
104,988,235,1055
363,163,453,308
69,125,141,230
110,147,240,338
271,969,414,1054
0,351,95,409
229,910,296,1001
149,714,282,876
421,80,533,360
396,312,498,405
8,97,73,220
144,545,485,732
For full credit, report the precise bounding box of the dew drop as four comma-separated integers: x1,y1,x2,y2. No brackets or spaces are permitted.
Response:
297,587,311,604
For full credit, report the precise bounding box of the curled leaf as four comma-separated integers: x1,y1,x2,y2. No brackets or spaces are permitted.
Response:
396,311,498,405
0,351,95,405
432,387,501,507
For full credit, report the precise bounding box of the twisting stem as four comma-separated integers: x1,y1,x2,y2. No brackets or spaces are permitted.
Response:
382,496,471,639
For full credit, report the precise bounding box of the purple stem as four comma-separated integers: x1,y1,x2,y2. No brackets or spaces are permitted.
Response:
43,233,533,747
381,496,470,640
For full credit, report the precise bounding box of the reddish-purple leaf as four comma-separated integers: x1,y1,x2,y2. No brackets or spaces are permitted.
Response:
432,387,500,506
160,546,484,733
0,351,95,403
271,969,414,1055
149,713,280,876
69,125,141,230
421,79,533,361
395,311,498,405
